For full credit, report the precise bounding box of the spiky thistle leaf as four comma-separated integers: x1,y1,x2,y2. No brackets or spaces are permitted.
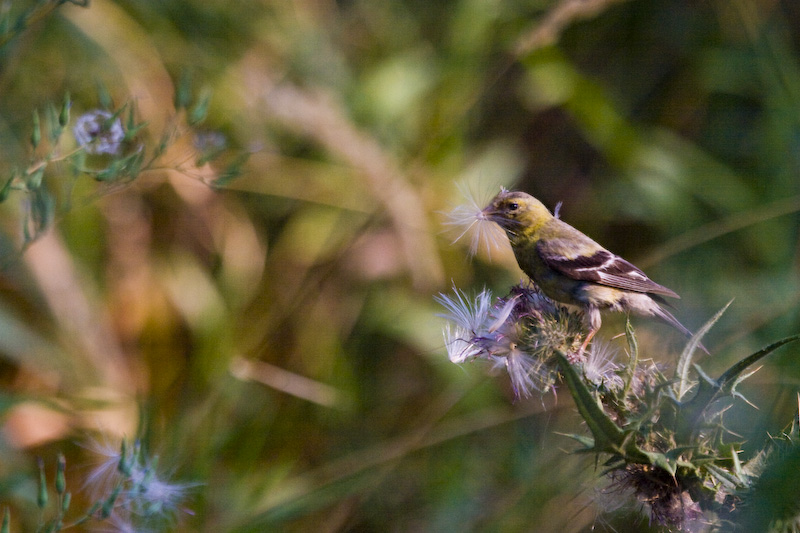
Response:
675,300,732,400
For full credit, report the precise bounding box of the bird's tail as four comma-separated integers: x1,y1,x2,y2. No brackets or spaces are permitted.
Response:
653,304,709,354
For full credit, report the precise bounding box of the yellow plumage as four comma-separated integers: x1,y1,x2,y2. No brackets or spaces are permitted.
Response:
481,189,703,356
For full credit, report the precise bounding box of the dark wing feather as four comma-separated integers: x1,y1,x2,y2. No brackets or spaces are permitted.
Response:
536,241,679,298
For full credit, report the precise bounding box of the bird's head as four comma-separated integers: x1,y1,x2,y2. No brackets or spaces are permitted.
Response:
480,190,552,237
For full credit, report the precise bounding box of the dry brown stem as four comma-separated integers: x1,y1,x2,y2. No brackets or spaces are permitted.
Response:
515,0,631,57
249,70,444,291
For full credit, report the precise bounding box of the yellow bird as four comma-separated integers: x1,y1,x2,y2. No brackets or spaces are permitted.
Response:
480,189,704,357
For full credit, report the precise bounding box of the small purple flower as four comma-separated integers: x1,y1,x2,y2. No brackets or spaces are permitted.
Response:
193,131,227,152
73,110,125,155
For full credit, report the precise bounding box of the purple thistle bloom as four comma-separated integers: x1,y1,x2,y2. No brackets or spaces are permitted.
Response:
437,283,576,398
73,110,125,155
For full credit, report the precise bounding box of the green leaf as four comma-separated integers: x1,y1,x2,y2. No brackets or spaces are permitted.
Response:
37,457,48,509
23,187,54,244
729,443,746,482
121,148,145,179
59,91,71,127
127,101,136,131
557,351,676,473
557,432,595,450
0,173,15,202
107,102,128,124
31,108,41,149
26,165,45,190
55,453,66,495
124,103,149,140
101,484,122,518
153,128,173,160
677,334,800,443
73,502,101,525
675,300,732,400
556,351,625,451
621,316,638,399
212,152,249,189
125,119,149,140
189,87,212,125
704,462,744,491
717,335,800,393
95,159,123,182
46,101,62,143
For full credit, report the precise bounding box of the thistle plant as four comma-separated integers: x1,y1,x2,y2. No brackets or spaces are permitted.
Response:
5,437,192,532
439,184,800,529
0,74,247,256
439,281,800,530
437,282,584,398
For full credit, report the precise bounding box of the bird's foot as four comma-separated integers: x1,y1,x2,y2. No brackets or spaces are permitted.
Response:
567,329,596,365
566,348,587,365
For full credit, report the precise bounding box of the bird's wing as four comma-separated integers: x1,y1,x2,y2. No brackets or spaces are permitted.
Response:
536,236,679,298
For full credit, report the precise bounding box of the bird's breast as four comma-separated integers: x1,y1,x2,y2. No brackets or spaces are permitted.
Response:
511,243,585,305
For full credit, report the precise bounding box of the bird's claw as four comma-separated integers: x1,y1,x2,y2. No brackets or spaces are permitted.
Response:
566,349,587,365
567,329,595,365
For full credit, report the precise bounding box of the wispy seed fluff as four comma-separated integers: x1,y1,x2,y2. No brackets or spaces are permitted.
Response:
437,283,584,398
443,182,510,258
583,341,623,391
82,436,194,530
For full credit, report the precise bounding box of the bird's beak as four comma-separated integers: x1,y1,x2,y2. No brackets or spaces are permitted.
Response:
479,202,497,222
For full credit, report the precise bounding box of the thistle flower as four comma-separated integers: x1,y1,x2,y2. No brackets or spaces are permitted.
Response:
73,109,125,155
126,459,191,521
440,184,800,530
436,286,492,334
437,283,584,398
81,435,128,496
82,436,193,530
442,323,482,363
604,464,704,531
582,341,623,390
490,345,546,399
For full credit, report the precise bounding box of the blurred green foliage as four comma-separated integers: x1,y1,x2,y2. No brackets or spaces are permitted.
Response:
0,0,797,531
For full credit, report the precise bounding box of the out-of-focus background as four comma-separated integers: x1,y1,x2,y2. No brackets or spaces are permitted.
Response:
0,0,799,531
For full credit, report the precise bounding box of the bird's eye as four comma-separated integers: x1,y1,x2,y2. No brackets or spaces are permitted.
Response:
507,202,519,211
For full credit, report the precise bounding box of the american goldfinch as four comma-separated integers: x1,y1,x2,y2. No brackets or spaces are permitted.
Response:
480,189,704,357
